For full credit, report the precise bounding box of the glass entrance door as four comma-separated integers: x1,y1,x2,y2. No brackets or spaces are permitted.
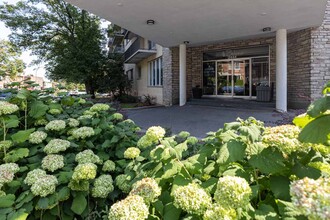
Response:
217,61,233,96
233,59,250,97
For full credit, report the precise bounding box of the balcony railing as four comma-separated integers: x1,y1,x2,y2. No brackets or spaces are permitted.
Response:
124,39,157,63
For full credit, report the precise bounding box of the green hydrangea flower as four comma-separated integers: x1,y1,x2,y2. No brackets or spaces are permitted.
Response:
41,154,65,172
0,163,20,185
72,127,95,139
108,195,149,220
78,115,93,120
30,175,58,197
0,190,5,197
115,174,132,193
290,177,330,220
111,113,124,121
24,169,47,186
0,101,19,116
124,147,141,159
75,149,102,164
203,204,237,220
102,160,116,172
187,136,199,145
90,103,110,112
29,131,47,144
173,183,212,215
178,131,190,139
137,135,155,149
0,140,13,151
45,120,66,131
68,179,90,191
214,176,252,209
44,139,70,154
48,109,61,115
146,126,166,141
92,175,114,198
129,178,161,204
78,98,86,104
72,163,97,181
67,118,80,127
83,110,97,116
34,118,48,126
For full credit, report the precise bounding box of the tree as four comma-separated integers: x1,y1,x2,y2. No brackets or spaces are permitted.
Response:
0,40,25,79
0,0,106,97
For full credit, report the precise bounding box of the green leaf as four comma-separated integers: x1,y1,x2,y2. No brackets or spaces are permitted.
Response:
254,204,279,220
11,128,35,143
61,96,75,106
16,89,29,99
110,135,120,144
4,148,29,162
292,163,321,179
217,140,246,164
171,175,191,193
154,200,164,217
223,121,241,131
238,125,261,142
101,140,112,148
0,194,15,208
163,203,181,220
201,177,218,194
58,187,70,202
161,161,182,180
4,115,19,128
7,209,28,220
269,176,291,201
293,114,314,128
36,197,49,210
277,200,306,219
298,115,330,144
307,96,330,117
29,101,49,119
249,148,287,175
71,193,87,215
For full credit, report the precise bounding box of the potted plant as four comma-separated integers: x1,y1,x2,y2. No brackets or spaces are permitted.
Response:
192,85,203,99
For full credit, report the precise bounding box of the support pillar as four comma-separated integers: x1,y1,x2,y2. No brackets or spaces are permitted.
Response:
276,29,287,112
179,44,187,106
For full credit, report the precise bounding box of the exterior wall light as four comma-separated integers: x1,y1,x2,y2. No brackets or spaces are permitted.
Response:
146,20,155,25
262,27,272,32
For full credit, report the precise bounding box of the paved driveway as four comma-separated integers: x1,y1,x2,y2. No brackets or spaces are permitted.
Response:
125,105,287,139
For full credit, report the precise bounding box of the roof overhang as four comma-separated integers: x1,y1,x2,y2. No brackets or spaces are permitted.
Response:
66,0,327,47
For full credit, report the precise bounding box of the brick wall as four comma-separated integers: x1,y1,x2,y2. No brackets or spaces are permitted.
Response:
310,0,330,100
162,48,173,106
171,47,180,104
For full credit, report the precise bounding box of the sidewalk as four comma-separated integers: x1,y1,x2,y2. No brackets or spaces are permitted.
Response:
125,104,293,139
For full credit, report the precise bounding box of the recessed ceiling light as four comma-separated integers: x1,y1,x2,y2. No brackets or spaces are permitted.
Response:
184,41,190,44
262,27,272,32
260,12,267,16
117,3,123,6
146,20,155,25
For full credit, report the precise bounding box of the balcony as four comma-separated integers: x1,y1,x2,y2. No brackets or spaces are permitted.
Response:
124,39,157,63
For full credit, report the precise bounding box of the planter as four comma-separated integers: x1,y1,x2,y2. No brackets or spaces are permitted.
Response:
192,87,203,99
256,86,272,102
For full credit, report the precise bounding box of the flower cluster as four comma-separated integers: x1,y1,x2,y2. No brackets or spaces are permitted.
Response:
102,160,116,172
203,204,237,220
30,175,58,197
146,126,166,141
173,183,212,215
92,175,114,198
78,115,93,120
108,195,149,220
124,147,141,159
67,118,79,127
214,176,252,209
24,169,47,186
44,139,70,154
41,154,64,172
72,163,97,181
110,113,124,121
290,177,330,219
48,109,61,115
0,140,13,151
137,135,155,149
34,118,48,126
68,179,90,191
72,127,95,139
90,103,110,112
29,131,47,144
45,120,66,131
129,178,161,204
83,110,96,116
75,150,102,164
115,174,132,193
78,98,86,104
262,125,305,155
0,163,19,186
0,101,19,116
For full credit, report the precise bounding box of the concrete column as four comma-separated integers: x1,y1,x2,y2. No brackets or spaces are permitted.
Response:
276,29,287,112
179,44,187,106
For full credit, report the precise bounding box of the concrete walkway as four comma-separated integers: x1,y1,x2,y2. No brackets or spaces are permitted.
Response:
125,103,293,139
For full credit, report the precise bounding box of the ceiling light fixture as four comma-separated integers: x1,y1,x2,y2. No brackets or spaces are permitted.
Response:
184,41,190,44
146,20,155,25
262,27,272,32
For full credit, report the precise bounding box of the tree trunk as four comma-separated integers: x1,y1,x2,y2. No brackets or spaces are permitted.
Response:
85,79,95,99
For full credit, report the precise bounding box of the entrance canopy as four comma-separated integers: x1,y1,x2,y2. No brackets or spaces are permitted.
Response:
65,0,327,47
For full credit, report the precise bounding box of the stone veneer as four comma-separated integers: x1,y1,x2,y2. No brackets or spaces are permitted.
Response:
162,48,173,106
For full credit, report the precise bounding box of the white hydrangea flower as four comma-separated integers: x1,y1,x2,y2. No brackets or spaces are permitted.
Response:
146,126,166,141
41,154,65,172
102,160,116,172
0,101,19,116
44,139,70,154
75,149,102,164
48,109,61,115
83,110,97,116
72,127,95,139
214,176,252,209
124,147,141,159
78,115,93,120
0,163,20,185
90,103,110,112
115,174,132,193
29,131,47,144
24,169,47,186
67,118,80,127
111,113,124,121
72,163,97,181
108,195,149,220
129,178,161,204
137,135,155,149
92,175,114,198
0,140,13,150
30,175,58,197
34,118,48,126
203,204,237,220
45,120,66,131
173,183,212,215
290,177,330,220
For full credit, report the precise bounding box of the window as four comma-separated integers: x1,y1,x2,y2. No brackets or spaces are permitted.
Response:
148,57,163,86
126,69,133,81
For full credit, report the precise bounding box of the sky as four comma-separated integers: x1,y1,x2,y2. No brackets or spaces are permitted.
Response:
0,0,46,79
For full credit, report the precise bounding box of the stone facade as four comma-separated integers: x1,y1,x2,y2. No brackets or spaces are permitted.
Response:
162,48,173,106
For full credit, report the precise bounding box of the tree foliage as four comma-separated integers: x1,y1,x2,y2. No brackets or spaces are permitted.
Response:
0,40,25,79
